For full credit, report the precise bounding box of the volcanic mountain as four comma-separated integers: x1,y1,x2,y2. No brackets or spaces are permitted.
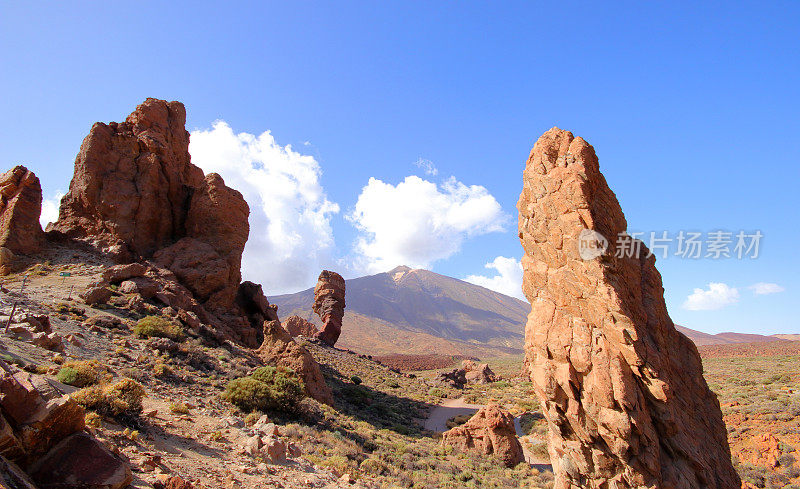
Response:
270,266,530,358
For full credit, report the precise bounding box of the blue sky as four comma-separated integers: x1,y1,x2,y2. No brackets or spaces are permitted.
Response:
1,2,798,334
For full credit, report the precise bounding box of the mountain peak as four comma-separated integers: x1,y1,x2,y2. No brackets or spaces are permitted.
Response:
387,265,413,282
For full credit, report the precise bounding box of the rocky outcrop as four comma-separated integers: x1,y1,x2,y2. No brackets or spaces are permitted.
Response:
0,367,131,489
462,360,497,384
518,128,739,489
312,271,345,347
256,320,334,406
441,404,523,468
0,166,45,258
48,99,249,319
283,316,318,338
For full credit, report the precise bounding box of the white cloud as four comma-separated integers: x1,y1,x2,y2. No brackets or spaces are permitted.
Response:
749,282,785,295
40,192,64,228
413,158,438,176
348,175,507,273
189,121,339,295
464,256,525,300
682,282,740,311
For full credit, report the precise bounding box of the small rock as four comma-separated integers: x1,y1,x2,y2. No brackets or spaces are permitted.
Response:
259,436,286,464
244,435,262,456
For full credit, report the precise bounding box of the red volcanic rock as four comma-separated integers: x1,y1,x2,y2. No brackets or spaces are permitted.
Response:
462,361,497,384
0,166,45,256
283,315,318,338
185,173,249,311
441,404,523,468
518,128,739,489
0,371,85,462
48,99,203,257
312,270,346,346
29,432,132,489
49,99,254,342
256,320,333,406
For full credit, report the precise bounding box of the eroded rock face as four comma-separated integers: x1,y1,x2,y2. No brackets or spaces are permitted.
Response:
283,315,318,338
48,99,203,257
312,270,345,347
0,368,131,489
518,128,739,489
0,166,45,257
256,320,334,406
441,404,523,468
48,99,249,318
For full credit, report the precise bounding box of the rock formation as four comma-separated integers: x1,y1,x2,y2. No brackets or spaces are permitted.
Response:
518,128,739,489
312,270,345,347
0,166,45,258
256,320,334,406
0,367,131,489
441,404,524,468
462,360,498,384
283,315,318,338
48,98,249,319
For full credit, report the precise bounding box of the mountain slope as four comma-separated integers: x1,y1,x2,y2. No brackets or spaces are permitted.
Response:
676,325,787,346
270,266,530,357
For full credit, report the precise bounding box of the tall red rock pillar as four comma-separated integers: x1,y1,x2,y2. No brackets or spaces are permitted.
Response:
517,128,740,489
312,270,345,347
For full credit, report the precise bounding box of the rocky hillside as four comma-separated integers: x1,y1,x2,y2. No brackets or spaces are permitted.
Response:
272,266,529,358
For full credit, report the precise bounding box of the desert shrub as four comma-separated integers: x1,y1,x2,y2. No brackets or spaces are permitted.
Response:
133,316,184,341
72,378,146,417
56,360,103,387
169,402,190,414
153,363,173,378
222,366,305,414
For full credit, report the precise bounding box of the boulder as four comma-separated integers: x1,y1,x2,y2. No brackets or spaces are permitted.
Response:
101,263,146,284
463,362,497,384
283,315,318,338
31,332,64,353
79,286,112,306
256,320,333,405
160,475,194,489
0,371,85,460
312,270,346,347
441,404,523,468
517,128,740,488
29,432,132,489
259,436,286,464
0,166,45,256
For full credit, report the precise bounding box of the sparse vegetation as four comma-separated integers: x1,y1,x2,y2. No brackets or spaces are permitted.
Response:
56,360,103,387
72,378,146,417
133,315,184,341
222,366,305,414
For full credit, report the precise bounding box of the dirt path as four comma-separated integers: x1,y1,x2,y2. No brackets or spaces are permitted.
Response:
423,397,483,432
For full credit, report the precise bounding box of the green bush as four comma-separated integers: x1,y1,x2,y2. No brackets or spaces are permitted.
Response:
56,360,102,387
133,316,184,340
222,366,305,414
72,378,146,417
